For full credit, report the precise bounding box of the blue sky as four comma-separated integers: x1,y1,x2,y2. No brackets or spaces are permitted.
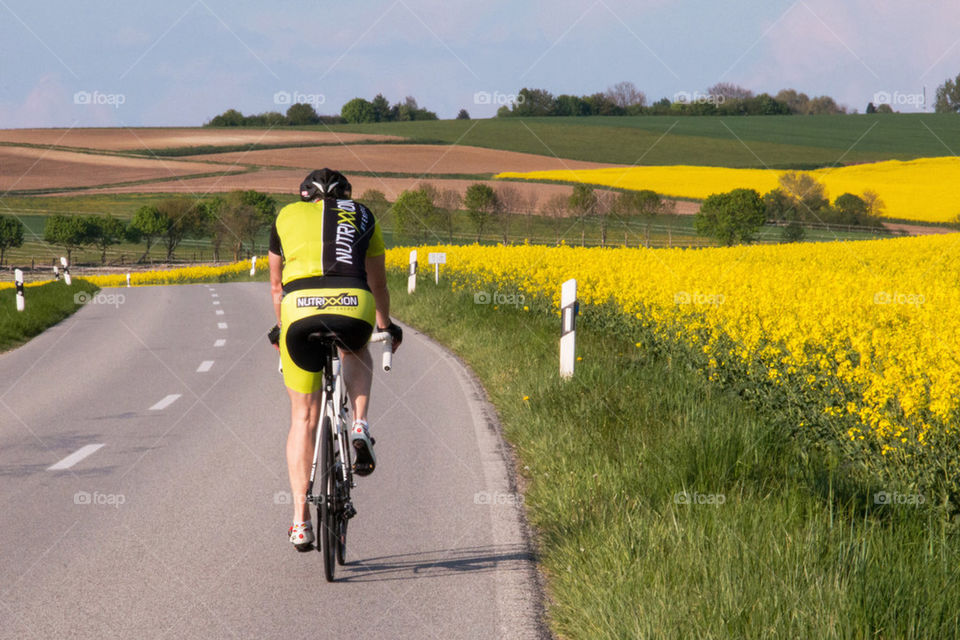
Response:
1,0,958,127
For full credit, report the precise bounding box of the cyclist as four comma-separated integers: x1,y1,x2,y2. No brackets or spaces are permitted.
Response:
267,168,402,550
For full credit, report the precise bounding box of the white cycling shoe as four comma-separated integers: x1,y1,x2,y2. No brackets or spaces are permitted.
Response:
289,521,314,550
350,420,376,477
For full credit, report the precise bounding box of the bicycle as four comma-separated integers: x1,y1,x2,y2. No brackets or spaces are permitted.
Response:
303,329,394,582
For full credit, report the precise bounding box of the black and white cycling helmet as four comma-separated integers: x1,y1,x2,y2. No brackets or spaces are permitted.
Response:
299,168,352,201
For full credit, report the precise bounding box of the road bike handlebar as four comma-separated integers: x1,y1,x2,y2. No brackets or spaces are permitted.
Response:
369,331,394,372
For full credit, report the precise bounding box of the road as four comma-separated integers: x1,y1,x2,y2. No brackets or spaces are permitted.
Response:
0,282,546,639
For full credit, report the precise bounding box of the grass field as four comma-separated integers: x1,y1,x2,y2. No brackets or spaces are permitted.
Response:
387,271,960,639
0,279,99,352
325,114,960,168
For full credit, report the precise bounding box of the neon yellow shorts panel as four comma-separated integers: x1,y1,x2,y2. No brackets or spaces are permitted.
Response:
279,287,375,394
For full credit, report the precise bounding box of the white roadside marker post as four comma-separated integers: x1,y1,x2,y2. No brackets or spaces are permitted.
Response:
428,252,446,284
60,257,71,285
15,269,25,312
408,250,417,294
560,279,578,379
249,256,256,276
53,265,59,280
126,273,131,287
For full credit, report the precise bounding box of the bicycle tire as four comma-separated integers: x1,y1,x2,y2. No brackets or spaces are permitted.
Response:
319,415,337,582
336,429,349,566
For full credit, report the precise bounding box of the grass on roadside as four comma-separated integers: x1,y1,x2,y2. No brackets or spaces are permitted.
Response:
387,271,960,639
0,279,99,352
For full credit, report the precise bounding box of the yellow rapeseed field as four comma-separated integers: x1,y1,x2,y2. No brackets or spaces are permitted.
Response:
388,236,960,492
497,156,960,223
0,258,268,290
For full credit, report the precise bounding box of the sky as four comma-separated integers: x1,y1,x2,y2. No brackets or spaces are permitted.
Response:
1,0,959,127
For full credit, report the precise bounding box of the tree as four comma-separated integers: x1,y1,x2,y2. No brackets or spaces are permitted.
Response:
0,215,25,267
198,197,226,262
286,103,320,126
604,81,646,109
156,198,205,261
833,193,869,225
807,95,846,114
391,188,435,243
775,89,811,114
553,94,590,116
935,74,960,113
44,215,91,264
568,184,598,245
694,189,766,246
543,193,568,244
371,94,391,122
862,189,886,218
512,88,555,116
341,98,376,123
206,109,246,126
495,184,530,244
708,82,754,101
129,205,166,263
358,189,390,223
865,102,877,114
434,187,461,242
875,103,894,114
86,215,126,265
464,184,498,242
456,109,470,120
778,171,829,219
617,190,671,247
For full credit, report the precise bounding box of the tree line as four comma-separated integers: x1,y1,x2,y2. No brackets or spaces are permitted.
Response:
694,172,886,246
496,82,848,118
0,190,278,267
205,94,438,127
380,180,673,247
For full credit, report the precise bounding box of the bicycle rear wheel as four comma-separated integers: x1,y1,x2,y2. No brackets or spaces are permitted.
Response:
319,415,337,582
336,430,349,566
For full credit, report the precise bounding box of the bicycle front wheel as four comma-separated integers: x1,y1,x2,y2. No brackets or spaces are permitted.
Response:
319,415,337,582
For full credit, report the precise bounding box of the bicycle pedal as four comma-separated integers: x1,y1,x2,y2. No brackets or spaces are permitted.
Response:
344,502,357,520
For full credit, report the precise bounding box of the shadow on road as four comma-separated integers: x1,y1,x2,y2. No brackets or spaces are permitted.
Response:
337,543,535,583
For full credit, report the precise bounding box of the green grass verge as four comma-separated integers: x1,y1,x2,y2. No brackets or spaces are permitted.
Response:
315,114,960,168
386,272,960,639
0,279,99,352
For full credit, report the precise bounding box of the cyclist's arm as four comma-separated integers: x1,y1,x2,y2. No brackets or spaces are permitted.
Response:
269,251,283,325
366,252,390,330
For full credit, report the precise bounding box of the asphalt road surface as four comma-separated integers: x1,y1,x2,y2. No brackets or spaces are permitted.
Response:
0,282,547,639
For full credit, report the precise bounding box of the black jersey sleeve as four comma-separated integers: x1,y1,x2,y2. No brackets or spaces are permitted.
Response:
268,220,282,256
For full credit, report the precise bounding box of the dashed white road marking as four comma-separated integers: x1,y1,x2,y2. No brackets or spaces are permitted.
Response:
196,360,214,373
214,339,226,347
48,444,105,471
218,322,228,329
215,310,224,316
211,294,219,298
213,301,221,305
149,394,182,411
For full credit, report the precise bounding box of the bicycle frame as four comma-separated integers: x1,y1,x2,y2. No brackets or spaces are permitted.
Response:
306,340,354,510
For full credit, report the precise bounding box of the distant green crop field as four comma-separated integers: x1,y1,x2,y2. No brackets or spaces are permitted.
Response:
316,114,960,168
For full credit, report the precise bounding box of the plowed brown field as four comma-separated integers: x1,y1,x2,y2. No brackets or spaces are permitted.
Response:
0,147,229,192
187,144,624,174
0,128,399,150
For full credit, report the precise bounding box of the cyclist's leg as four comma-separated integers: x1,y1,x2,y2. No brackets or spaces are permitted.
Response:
286,386,322,523
341,346,373,422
